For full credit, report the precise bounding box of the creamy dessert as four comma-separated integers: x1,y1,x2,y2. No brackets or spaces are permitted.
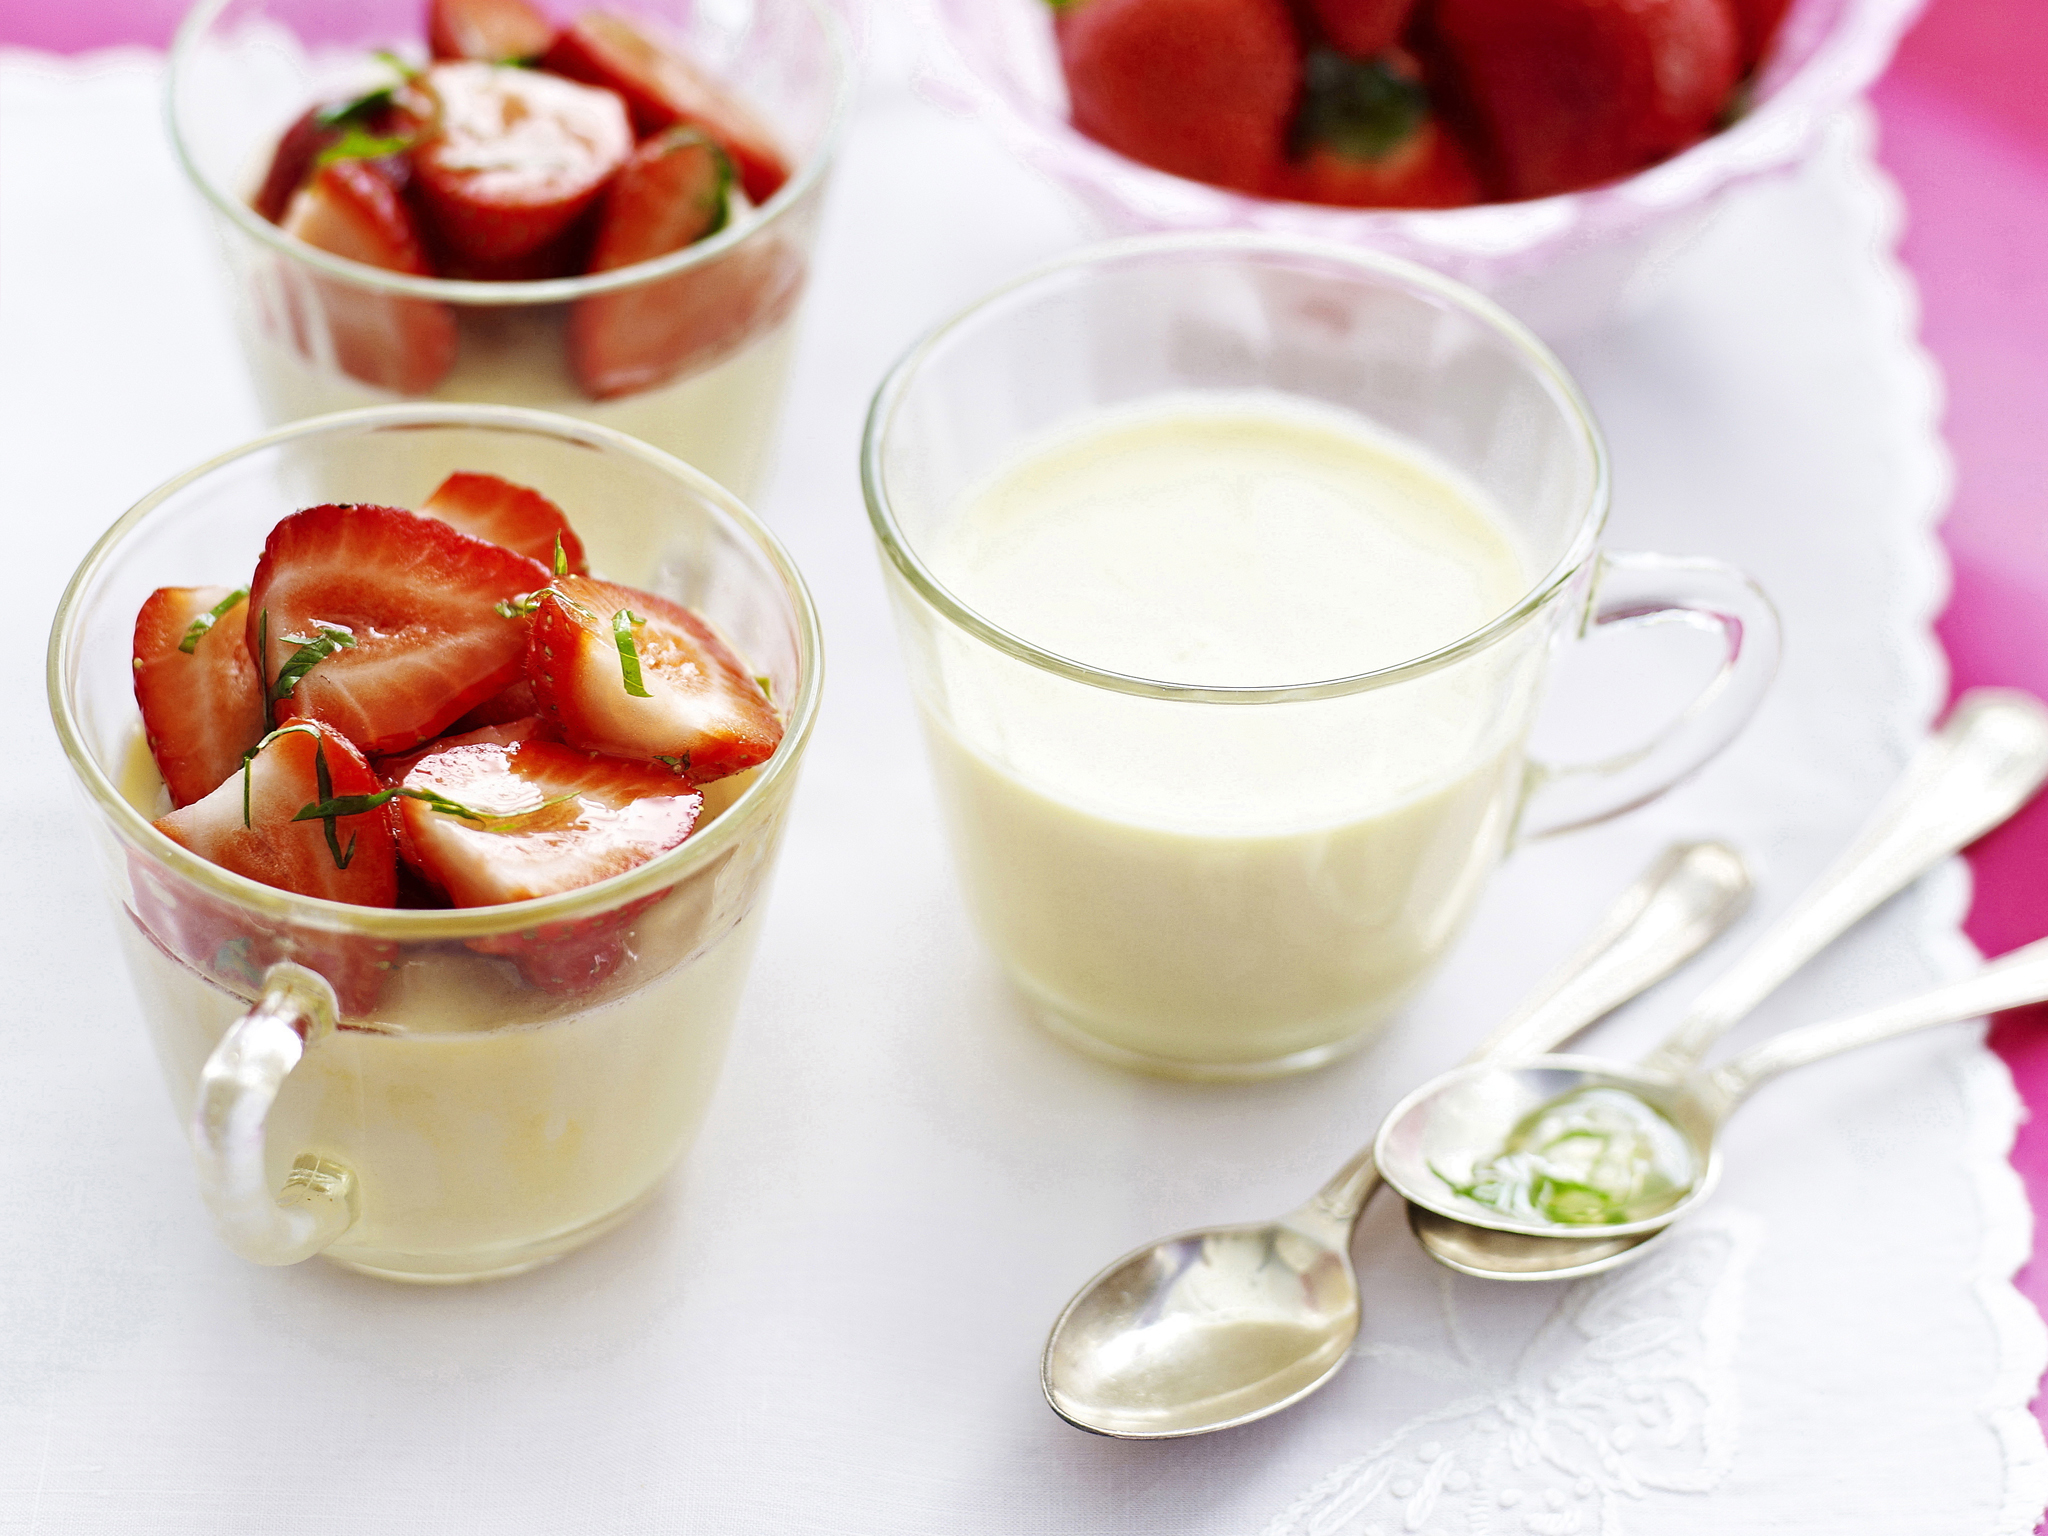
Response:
918,394,1543,1071
225,0,817,499
122,471,788,1277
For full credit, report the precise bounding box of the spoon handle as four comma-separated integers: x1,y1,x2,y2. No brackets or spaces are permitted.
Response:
1308,841,1752,1223
1463,841,1752,1064
1708,933,2048,1105
1641,689,2048,1078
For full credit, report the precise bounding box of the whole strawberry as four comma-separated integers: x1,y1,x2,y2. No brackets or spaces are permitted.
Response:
1728,0,1793,72
1054,0,1303,194
1431,0,1741,200
1303,0,1416,58
1270,48,1481,208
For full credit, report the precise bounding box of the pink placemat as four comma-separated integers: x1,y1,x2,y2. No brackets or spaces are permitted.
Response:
1870,1,2048,1454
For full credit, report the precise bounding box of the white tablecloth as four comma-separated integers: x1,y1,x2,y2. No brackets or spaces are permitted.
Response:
2,12,2044,1532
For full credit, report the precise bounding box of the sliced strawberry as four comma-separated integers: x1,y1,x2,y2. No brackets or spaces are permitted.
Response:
248,504,549,755
394,739,702,907
419,471,590,573
373,716,551,787
127,851,396,1016
410,61,634,270
563,126,790,398
428,0,556,63
154,720,397,907
133,585,268,809
253,86,429,224
281,159,458,394
450,678,548,731
544,13,791,204
526,576,781,780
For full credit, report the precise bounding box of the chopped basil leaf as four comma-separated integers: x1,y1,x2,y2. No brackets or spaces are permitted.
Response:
178,588,249,655
614,610,651,697
272,625,356,702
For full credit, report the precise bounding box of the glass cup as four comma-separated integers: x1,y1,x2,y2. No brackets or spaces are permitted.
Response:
862,234,1778,1080
48,405,821,1281
167,0,852,502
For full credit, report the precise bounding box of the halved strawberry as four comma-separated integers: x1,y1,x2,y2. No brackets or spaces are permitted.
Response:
564,127,791,399
428,0,556,63
410,61,634,271
154,720,397,906
281,158,458,394
544,13,791,205
133,585,268,808
419,471,590,573
248,504,550,755
394,738,702,906
526,576,781,780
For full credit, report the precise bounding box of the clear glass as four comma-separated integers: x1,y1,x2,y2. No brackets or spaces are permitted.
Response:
862,235,1777,1079
48,405,822,1281
928,0,1921,332
167,0,853,501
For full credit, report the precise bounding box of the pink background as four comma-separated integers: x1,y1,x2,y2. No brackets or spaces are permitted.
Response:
6,0,2047,1492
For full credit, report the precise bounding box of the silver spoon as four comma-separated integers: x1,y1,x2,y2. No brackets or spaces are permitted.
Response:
1039,839,1752,1439
1377,933,2048,1251
1399,687,2048,1280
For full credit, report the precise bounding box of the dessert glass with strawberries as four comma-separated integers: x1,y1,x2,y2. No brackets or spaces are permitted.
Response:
935,0,1918,330
169,0,850,500
48,405,820,1281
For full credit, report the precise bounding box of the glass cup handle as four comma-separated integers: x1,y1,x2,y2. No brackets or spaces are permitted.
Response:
1516,551,1781,843
189,961,358,1266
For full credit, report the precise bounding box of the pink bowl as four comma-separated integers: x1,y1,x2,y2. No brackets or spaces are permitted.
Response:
927,0,1923,332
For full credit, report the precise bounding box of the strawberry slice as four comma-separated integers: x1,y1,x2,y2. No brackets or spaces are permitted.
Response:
450,678,547,731
419,471,590,573
248,504,550,755
564,127,797,399
373,716,551,787
394,739,702,905
410,61,634,271
253,86,428,224
154,720,397,906
544,13,791,205
428,0,556,63
398,740,698,993
127,851,397,1016
526,576,781,780
133,585,268,808
281,159,458,394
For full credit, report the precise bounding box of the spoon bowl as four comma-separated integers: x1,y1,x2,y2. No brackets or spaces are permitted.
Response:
1042,1208,1356,1438
1374,1057,1724,1243
1405,1202,1661,1280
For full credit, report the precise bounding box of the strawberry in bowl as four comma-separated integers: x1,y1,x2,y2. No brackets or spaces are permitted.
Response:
168,0,850,499
126,470,786,1005
935,0,1922,331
